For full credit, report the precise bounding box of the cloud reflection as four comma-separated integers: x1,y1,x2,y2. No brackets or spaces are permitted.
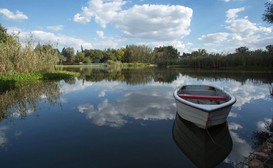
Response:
226,123,253,164
256,118,272,132
60,80,93,94
78,100,127,127
117,89,175,121
77,85,176,127
225,81,269,109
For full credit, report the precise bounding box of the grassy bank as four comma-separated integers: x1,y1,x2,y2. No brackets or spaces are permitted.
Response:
0,71,80,93
55,64,107,68
56,62,156,69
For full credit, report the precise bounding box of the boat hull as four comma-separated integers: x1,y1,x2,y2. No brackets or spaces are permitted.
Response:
175,99,232,129
173,85,236,129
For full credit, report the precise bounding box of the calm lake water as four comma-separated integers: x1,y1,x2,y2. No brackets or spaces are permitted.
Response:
0,68,273,168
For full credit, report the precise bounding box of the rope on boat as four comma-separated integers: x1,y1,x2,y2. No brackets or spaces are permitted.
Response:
206,128,218,145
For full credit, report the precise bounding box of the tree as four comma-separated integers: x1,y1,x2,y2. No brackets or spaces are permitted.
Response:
191,49,208,57
266,45,273,54
235,46,249,54
263,2,273,24
123,45,153,63
0,24,9,44
75,51,85,63
0,24,17,44
153,46,180,67
61,47,74,64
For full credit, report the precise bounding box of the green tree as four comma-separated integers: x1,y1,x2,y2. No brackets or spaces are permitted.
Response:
0,24,9,44
263,2,273,23
123,45,153,63
266,45,273,54
61,47,74,64
75,51,85,63
115,48,125,61
191,49,208,57
83,57,91,63
153,46,180,67
235,46,249,54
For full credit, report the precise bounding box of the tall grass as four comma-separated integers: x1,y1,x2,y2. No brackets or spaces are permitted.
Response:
0,34,59,74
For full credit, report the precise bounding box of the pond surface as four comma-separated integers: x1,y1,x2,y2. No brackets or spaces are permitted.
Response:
0,68,273,168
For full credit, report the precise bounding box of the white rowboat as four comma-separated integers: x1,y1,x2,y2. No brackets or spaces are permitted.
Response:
173,85,236,129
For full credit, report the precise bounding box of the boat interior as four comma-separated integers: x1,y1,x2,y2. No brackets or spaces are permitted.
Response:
178,86,230,105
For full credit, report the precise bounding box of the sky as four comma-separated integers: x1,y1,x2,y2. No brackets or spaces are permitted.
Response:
0,0,272,54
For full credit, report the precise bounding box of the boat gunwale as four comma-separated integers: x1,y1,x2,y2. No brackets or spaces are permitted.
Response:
173,85,236,112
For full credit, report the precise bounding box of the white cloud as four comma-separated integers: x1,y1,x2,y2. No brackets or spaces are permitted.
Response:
199,7,273,52
47,25,64,31
222,0,242,2
199,32,229,45
226,7,244,20
96,30,104,38
73,0,125,27
141,40,192,54
74,1,193,41
93,38,119,49
0,8,28,21
115,4,192,41
7,27,93,50
225,8,272,38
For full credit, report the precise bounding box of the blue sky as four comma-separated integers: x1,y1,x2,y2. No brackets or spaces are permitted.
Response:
0,0,272,53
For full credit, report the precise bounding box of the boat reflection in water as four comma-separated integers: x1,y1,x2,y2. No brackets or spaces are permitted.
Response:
173,114,233,168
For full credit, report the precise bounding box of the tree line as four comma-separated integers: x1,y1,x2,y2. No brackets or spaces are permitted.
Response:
177,46,273,69
61,44,273,69
60,44,180,67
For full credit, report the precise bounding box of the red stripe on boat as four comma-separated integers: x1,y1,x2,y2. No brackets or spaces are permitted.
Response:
179,94,227,101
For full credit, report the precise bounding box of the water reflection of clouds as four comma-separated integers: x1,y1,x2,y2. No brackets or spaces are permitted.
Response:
59,80,93,94
78,85,176,127
117,88,175,121
10,108,34,118
227,81,267,109
256,118,272,132
227,123,253,164
78,100,127,127
228,112,237,118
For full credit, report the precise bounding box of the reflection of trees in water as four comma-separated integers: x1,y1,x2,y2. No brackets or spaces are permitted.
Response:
178,70,273,85
79,68,180,84
67,67,273,85
0,81,61,121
